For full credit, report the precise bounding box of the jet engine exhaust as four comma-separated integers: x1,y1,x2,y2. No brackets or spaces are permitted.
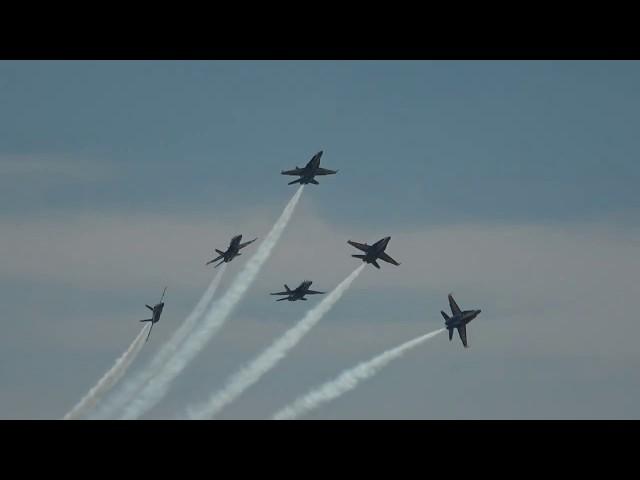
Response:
272,327,445,420
63,324,149,420
118,186,305,419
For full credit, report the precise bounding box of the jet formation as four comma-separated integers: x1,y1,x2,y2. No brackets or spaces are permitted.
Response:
136,150,481,348
206,234,258,268
270,280,325,301
139,287,167,342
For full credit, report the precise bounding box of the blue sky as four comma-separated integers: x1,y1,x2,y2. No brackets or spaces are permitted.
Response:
1,61,639,419
2,60,639,224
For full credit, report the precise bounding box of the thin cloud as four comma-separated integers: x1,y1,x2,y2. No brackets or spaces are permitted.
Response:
0,155,112,181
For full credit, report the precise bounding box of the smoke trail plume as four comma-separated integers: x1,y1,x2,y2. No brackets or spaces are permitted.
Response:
90,265,227,419
272,328,445,420
119,186,305,419
63,324,149,420
185,264,365,419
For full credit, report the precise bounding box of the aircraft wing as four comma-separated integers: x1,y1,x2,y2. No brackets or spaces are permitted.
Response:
348,240,370,252
448,294,462,316
206,254,224,265
281,168,304,176
457,324,468,348
378,251,400,266
239,238,257,249
270,291,290,296
314,167,337,176
372,237,390,249
305,290,325,295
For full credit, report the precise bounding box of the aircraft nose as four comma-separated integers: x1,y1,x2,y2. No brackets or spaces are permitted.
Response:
476,309,482,315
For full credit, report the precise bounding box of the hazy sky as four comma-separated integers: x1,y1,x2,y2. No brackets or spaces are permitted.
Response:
1,60,639,419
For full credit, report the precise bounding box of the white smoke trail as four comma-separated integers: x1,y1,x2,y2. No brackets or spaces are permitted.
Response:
119,186,305,419
63,324,149,420
185,264,365,419
272,327,445,420
90,265,228,419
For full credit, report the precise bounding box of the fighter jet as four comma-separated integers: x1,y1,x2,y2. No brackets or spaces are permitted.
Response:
348,236,401,269
440,293,481,348
281,150,338,185
139,287,167,342
270,280,325,301
206,234,257,268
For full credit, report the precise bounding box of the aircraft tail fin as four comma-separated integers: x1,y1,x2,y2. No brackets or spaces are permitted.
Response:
441,311,450,321
215,249,225,256
285,284,291,292
448,327,454,341
140,318,153,323
352,254,367,260
276,297,288,301
288,178,302,185
371,260,381,269
309,179,319,185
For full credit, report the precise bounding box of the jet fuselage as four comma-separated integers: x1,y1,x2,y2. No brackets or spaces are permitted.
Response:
271,280,324,301
141,288,167,342
299,176,318,185
285,280,313,300
372,236,390,253
151,302,165,324
445,309,481,329
296,155,323,184
348,236,400,269
281,151,337,185
441,294,481,348
222,235,243,262
207,234,257,267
